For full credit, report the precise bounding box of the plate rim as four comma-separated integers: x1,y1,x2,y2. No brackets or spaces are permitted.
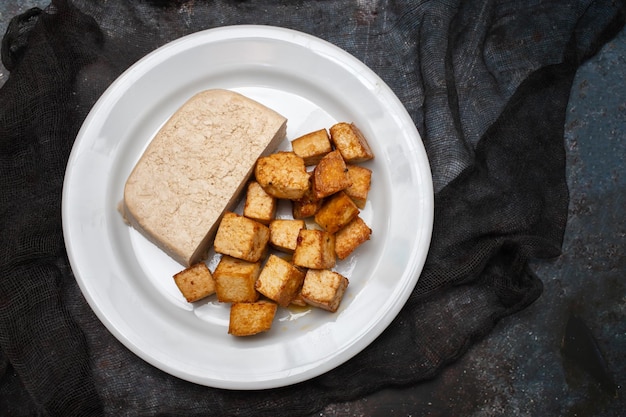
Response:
62,24,434,389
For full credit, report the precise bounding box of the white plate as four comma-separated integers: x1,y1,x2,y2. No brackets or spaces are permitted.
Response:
62,25,433,390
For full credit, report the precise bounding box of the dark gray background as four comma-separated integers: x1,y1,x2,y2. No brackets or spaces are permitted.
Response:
1,2,623,416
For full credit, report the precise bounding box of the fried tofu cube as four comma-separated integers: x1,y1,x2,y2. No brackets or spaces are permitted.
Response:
228,301,277,336
213,255,261,303
289,292,308,307
292,229,336,269
291,128,333,166
300,269,349,312
344,164,372,209
173,262,216,302
214,212,269,262
311,150,352,199
243,181,276,225
255,254,306,307
335,216,372,260
329,122,374,163
269,219,306,253
292,173,324,219
314,191,360,234
255,151,310,199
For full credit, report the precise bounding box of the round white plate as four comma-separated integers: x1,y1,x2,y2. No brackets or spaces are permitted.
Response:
62,25,433,390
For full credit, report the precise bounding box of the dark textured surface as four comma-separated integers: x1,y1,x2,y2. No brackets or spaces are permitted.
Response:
1,2,624,416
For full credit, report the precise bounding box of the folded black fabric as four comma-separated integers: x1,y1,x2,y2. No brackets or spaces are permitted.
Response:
1,0,624,415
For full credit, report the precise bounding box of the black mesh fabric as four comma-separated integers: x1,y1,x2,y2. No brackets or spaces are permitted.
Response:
1,0,624,415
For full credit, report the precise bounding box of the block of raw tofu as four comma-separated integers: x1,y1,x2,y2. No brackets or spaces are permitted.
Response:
122,89,287,267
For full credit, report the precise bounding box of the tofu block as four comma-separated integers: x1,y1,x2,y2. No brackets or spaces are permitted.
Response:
300,269,349,312
122,89,286,267
243,181,276,225
292,229,336,270
344,164,372,209
329,122,374,163
335,216,372,260
312,150,352,199
314,191,360,234
255,151,310,199
213,212,269,262
172,262,216,302
291,128,333,166
213,255,261,303
255,254,306,307
228,301,277,336
269,219,306,253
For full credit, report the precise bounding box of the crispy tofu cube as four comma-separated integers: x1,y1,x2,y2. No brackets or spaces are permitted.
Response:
173,262,216,302
269,219,306,253
289,292,308,307
329,122,374,163
311,150,352,199
314,191,360,234
335,216,372,260
228,301,277,336
291,128,333,166
214,212,269,262
292,173,324,219
292,229,336,269
255,254,306,307
255,151,310,199
300,269,349,312
213,255,261,303
243,181,276,225
344,164,372,209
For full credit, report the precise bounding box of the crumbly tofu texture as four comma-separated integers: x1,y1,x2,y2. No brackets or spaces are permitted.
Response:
228,301,277,336
173,263,215,302
301,269,349,313
213,212,269,263
255,151,310,200
122,89,287,267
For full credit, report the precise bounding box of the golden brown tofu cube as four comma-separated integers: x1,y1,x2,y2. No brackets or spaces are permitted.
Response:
335,216,372,260
292,173,324,219
255,151,310,199
214,212,269,262
344,164,372,209
300,269,349,313
314,191,360,234
289,292,308,307
292,229,336,269
213,255,261,303
311,150,352,199
329,122,374,163
243,181,276,225
269,219,306,253
291,128,333,166
228,301,277,336
255,254,306,307
173,263,216,302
